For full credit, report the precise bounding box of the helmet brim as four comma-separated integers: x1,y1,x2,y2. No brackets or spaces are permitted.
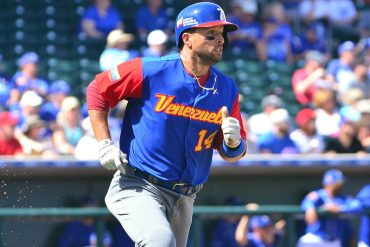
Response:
193,21,238,32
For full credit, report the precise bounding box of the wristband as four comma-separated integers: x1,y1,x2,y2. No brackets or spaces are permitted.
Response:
222,139,246,158
98,139,114,150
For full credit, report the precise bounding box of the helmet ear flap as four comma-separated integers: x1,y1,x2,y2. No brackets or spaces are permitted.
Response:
223,31,228,51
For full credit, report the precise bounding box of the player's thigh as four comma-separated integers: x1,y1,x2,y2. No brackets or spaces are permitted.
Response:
105,174,175,246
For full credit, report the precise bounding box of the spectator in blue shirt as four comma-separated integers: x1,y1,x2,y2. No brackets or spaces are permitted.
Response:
59,196,112,247
357,184,370,247
257,108,298,154
291,24,328,62
227,0,262,59
142,29,172,58
11,52,49,99
210,196,245,247
297,169,361,247
256,2,293,64
39,80,71,123
80,0,123,39
134,0,171,38
99,29,139,71
235,214,285,247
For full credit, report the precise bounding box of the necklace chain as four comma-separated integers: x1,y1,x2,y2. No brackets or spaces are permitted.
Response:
190,68,218,94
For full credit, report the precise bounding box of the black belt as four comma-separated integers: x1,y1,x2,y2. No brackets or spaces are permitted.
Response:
122,164,203,196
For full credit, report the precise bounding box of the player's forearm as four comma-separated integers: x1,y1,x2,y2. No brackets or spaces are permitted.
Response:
88,110,111,142
235,215,249,246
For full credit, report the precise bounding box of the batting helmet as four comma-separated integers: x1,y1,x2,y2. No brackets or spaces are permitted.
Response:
175,2,238,49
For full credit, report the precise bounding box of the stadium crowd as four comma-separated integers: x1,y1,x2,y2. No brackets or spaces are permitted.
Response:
0,0,369,158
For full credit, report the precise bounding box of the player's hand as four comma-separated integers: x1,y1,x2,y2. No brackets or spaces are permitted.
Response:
221,106,241,148
98,139,127,173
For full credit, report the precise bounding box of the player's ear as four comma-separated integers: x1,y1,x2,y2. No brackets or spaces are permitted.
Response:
182,32,192,47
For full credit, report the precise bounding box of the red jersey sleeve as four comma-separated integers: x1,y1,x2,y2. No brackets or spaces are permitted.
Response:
95,58,143,108
214,94,247,149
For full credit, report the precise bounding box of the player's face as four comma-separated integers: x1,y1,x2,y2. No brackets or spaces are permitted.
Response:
191,26,225,65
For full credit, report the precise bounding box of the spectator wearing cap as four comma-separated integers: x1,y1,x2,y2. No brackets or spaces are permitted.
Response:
256,2,294,64
297,169,361,247
312,89,342,137
210,196,245,247
227,0,262,59
53,96,84,155
290,108,324,154
14,115,56,157
0,112,23,156
39,80,71,123
142,29,170,58
326,41,357,87
134,0,171,39
292,50,335,106
257,108,298,154
339,87,365,123
80,0,123,39
356,184,370,247
235,214,285,247
99,29,139,71
248,94,284,142
10,90,43,129
10,52,49,98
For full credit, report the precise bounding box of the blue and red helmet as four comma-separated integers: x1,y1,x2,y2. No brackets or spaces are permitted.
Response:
175,2,238,49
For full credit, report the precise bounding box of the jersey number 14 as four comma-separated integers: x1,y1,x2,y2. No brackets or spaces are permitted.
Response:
195,129,218,152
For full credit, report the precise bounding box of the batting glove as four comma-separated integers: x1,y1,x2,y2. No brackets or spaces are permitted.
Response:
221,107,241,148
98,139,127,173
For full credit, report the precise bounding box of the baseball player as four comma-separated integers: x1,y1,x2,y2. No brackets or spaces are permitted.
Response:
86,2,247,247
297,169,361,247
356,184,370,247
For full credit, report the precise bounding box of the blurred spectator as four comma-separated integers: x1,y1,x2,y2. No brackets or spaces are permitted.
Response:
227,0,262,59
235,214,285,247
248,94,283,142
292,50,334,106
10,52,48,102
0,112,23,156
241,112,258,154
99,29,138,71
297,169,361,247
256,1,294,64
39,80,71,123
357,7,370,38
14,115,56,157
53,97,83,155
110,223,134,247
0,54,11,110
74,117,98,160
312,89,342,137
257,108,298,154
326,41,357,88
291,24,328,61
59,196,112,247
356,99,370,153
135,0,171,38
290,108,324,154
10,90,43,128
356,184,370,247
339,87,365,122
360,37,370,67
324,120,365,154
142,29,170,58
80,0,123,39
299,0,329,42
210,196,244,247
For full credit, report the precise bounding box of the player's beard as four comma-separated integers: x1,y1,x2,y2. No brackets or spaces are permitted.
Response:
195,46,222,65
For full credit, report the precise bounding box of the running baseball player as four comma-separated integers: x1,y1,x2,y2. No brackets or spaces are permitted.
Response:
86,2,247,247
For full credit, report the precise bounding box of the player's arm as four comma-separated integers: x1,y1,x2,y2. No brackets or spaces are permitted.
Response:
301,192,319,225
235,215,249,246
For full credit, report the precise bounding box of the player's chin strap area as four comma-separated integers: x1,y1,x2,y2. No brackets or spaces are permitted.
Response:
119,163,203,196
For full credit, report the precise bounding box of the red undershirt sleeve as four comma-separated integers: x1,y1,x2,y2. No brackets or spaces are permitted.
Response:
87,58,144,109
